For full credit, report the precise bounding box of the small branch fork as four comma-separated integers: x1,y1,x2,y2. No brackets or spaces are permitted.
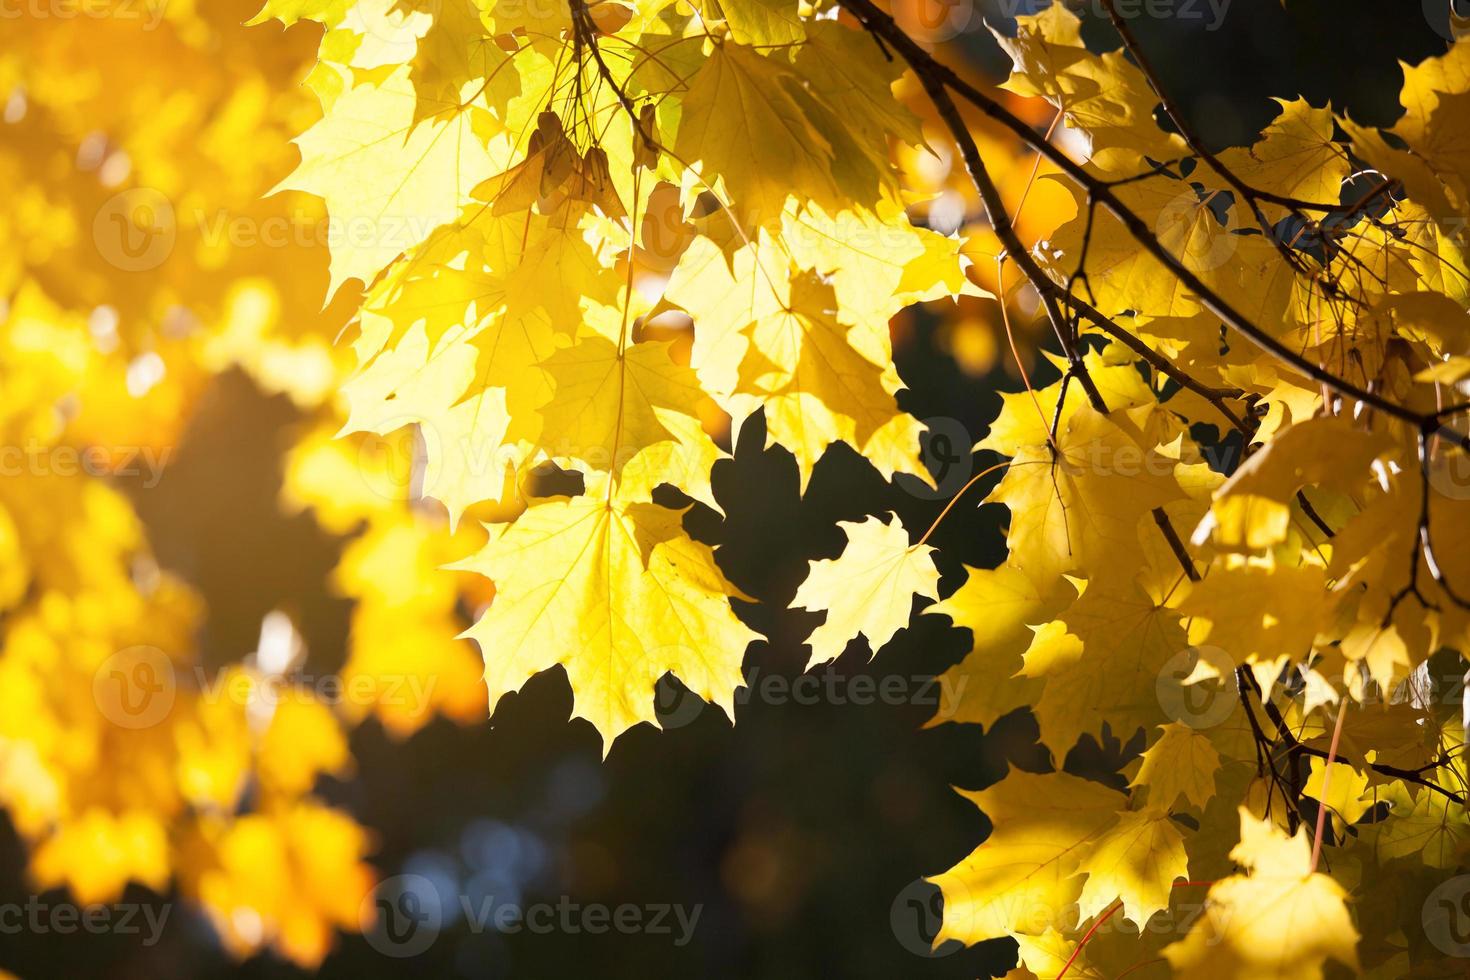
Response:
835,0,1468,443
1240,669,1466,806
831,0,1470,625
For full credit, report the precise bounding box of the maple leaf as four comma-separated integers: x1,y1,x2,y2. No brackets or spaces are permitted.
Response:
1163,809,1361,978
31,810,170,906
456,497,759,748
1129,722,1223,811
409,0,520,124
1371,781,1470,868
1044,174,1245,320
277,65,500,295
791,513,939,668
673,42,841,226
992,3,1186,172
1215,99,1349,217
923,563,1050,729
536,333,726,509
1178,563,1329,688
181,804,376,968
930,769,1125,945
1074,806,1189,926
1303,757,1370,829
248,0,355,28
666,236,929,487
987,404,1183,588
1019,573,1186,754
703,0,804,44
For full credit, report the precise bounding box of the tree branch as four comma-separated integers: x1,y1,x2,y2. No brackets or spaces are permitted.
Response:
835,0,1470,454
1241,670,1466,806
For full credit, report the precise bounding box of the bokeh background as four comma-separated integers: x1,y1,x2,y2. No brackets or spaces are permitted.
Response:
0,0,1459,977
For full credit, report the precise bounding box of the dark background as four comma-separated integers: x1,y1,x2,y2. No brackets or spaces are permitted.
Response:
0,2,1459,977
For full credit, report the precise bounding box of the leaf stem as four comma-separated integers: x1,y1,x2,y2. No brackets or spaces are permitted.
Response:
1058,900,1122,980
912,459,1012,549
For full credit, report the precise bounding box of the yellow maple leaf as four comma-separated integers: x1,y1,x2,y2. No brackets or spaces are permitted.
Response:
1215,99,1349,216
674,42,840,226
992,3,1186,172
1129,722,1223,811
1075,806,1189,926
31,808,169,905
931,769,1125,945
537,333,725,508
922,563,1050,729
791,513,939,668
988,405,1183,587
1019,573,1186,754
1163,808,1360,978
456,496,759,747
278,65,500,295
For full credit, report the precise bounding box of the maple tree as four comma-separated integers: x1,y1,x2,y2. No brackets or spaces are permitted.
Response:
265,0,1469,972
6,0,1470,974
